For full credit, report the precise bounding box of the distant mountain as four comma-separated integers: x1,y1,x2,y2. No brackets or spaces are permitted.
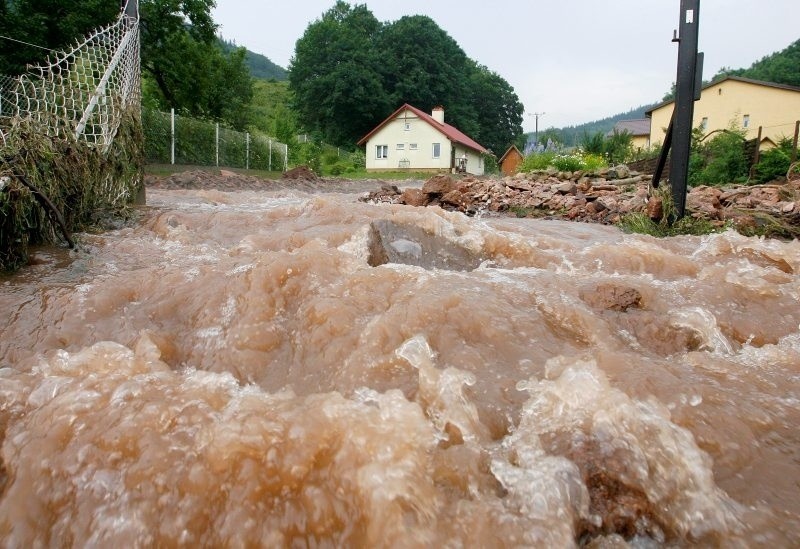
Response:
218,38,287,81
532,104,658,148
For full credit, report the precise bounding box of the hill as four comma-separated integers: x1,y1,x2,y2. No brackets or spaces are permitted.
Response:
536,38,800,148
538,104,657,148
710,38,800,88
218,38,287,81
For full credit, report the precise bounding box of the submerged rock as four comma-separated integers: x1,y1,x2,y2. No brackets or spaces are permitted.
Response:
367,219,483,271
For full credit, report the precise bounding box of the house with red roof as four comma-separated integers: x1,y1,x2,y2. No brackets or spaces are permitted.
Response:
357,104,488,175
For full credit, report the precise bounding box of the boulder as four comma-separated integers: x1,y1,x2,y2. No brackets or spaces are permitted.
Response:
606,165,631,180
646,196,664,221
422,175,460,195
580,283,643,311
399,188,428,207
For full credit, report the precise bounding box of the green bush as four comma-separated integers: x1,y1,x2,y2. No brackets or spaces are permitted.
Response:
753,138,795,183
551,153,583,172
520,151,555,171
520,150,608,173
688,126,749,186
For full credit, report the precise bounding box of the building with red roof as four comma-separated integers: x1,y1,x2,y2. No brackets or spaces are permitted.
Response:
357,104,488,175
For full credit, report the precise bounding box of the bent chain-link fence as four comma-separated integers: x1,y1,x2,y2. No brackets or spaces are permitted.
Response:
0,1,140,152
143,108,289,172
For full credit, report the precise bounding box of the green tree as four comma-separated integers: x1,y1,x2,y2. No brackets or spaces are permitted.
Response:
0,0,119,75
1,0,253,130
377,15,478,138
289,1,390,146
467,62,524,156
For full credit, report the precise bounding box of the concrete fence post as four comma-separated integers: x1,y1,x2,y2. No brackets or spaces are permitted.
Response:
170,108,175,165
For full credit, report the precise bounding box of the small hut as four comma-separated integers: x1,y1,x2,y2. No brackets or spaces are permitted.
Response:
499,145,524,175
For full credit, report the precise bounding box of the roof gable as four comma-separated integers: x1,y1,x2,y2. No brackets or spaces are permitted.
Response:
499,145,523,163
357,104,488,154
610,119,650,136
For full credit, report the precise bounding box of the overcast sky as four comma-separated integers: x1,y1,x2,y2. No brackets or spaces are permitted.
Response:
212,1,798,132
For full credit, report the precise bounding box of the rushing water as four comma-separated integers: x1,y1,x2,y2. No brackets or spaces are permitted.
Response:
1,185,799,547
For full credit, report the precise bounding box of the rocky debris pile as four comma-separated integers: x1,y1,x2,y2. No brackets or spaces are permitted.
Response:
282,166,319,181
360,167,800,233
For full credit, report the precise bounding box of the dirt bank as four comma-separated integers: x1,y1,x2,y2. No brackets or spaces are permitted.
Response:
146,167,800,238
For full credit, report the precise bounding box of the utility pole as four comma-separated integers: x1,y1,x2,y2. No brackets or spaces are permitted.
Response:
652,0,702,220
529,112,545,147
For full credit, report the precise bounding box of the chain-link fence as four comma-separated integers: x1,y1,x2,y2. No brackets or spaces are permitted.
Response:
0,1,140,152
143,108,288,172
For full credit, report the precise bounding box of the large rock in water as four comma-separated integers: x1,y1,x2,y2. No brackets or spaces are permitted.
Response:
367,219,483,271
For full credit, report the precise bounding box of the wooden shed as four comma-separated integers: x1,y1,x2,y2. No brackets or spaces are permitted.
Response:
499,145,524,175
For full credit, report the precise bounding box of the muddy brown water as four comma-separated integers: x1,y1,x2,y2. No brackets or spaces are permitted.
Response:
1,185,799,547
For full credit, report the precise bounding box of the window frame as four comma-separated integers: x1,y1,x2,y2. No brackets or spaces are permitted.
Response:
375,144,388,159
432,142,441,159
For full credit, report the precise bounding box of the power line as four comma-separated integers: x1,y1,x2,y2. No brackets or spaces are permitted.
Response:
0,34,55,52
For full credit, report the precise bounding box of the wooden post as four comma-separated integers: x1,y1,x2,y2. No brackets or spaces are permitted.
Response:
792,120,799,164
753,125,762,166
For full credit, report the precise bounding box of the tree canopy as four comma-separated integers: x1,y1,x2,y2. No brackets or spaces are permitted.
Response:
289,2,524,152
0,0,253,130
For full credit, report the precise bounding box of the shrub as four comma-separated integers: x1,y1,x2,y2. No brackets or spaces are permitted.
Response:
520,150,608,174
688,126,749,186
551,153,584,172
520,151,555,172
753,138,795,183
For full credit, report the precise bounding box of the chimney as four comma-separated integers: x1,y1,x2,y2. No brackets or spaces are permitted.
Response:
432,106,444,124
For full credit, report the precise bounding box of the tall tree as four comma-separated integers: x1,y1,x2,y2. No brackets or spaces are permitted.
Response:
467,63,524,155
377,15,478,138
0,0,119,75
289,1,390,146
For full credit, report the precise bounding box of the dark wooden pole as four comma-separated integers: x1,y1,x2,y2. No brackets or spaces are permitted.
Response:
792,120,799,164
667,0,702,219
753,125,762,166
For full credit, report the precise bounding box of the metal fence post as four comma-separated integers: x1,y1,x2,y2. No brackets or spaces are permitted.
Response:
246,132,250,170
215,123,219,167
269,138,273,171
284,144,288,171
170,108,175,165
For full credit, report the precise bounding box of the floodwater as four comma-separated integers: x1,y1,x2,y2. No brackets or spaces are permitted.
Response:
1,185,799,547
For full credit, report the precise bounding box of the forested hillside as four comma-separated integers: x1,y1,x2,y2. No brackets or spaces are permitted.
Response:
219,38,287,81
710,38,800,88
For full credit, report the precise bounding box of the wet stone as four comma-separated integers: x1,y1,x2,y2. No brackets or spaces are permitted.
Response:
367,219,483,271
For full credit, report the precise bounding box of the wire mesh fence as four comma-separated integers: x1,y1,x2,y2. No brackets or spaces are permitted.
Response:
0,1,140,152
142,108,288,172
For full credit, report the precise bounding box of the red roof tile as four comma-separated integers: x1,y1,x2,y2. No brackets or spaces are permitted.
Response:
357,103,488,154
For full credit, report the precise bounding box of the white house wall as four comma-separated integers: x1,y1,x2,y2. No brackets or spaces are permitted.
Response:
364,110,483,175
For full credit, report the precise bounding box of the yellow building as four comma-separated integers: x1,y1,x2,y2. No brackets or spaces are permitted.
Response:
647,76,800,149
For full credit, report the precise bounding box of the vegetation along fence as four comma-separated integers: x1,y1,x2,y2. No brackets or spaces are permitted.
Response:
143,108,288,172
0,0,144,271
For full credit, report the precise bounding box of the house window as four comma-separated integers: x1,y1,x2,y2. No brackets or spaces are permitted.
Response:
432,143,441,159
396,143,405,150
409,143,418,151
404,122,411,131
376,145,388,159
700,117,708,131
743,114,750,128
